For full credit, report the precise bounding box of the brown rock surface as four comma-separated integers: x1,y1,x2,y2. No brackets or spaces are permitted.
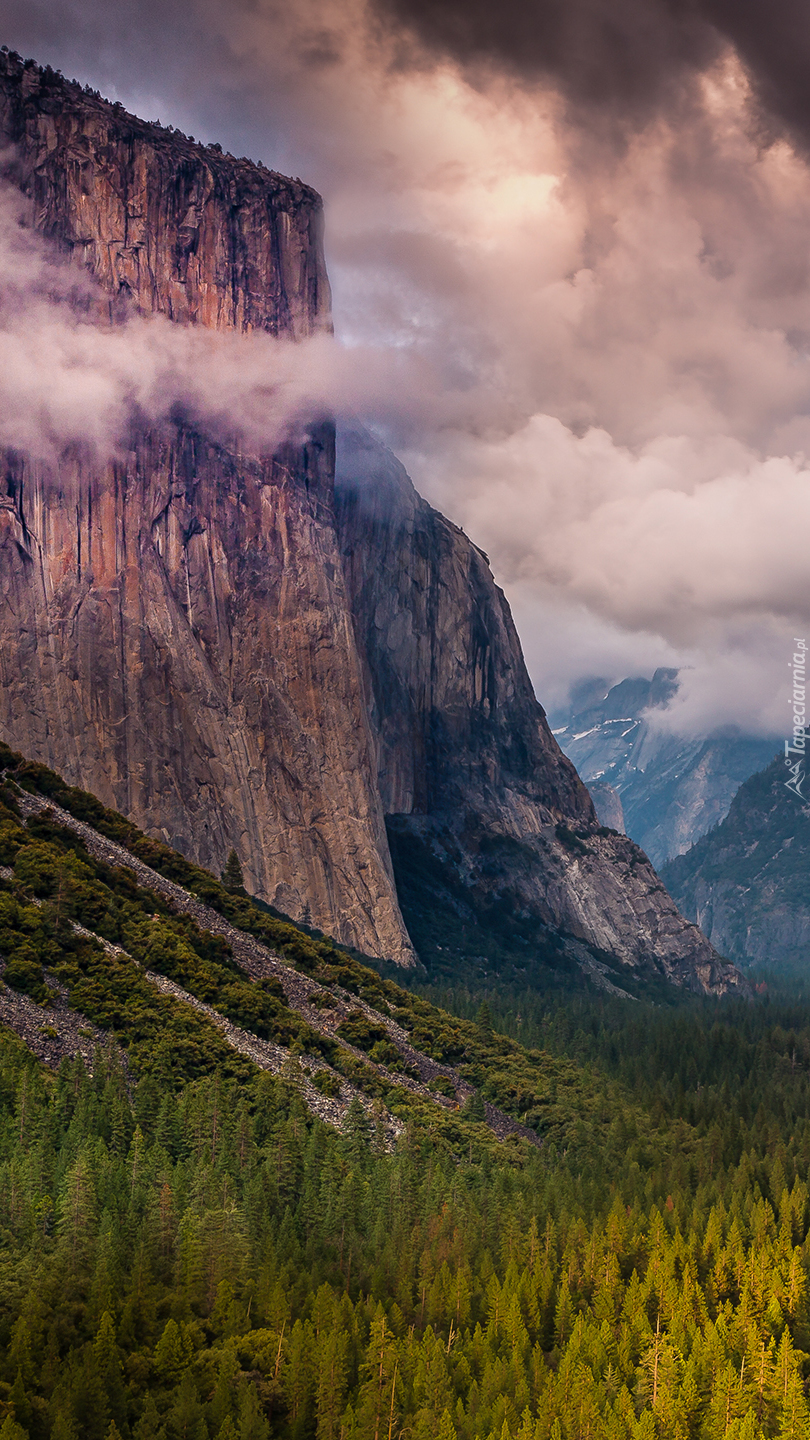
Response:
0,51,744,992
0,54,329,335
0,50,413,962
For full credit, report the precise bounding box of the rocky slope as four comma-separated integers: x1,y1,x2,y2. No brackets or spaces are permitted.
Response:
0,50,744,994
662,756,810,973
0,741,584,1147
552,672,778,867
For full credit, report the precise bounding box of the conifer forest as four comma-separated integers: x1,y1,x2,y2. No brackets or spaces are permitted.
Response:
0,744,809,1439
2,16,810,1440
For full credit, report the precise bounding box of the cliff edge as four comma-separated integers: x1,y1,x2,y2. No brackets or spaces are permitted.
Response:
0,49,414,963
0,50,745,993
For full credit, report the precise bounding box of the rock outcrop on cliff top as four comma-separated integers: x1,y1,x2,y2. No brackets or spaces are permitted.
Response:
0,50,745,993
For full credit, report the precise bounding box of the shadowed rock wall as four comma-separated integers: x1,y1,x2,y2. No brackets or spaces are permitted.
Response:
335,426,746,994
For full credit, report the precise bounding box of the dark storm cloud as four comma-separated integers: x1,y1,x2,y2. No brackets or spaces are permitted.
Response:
704,0,810,147
376,0,716,112
374,0,810,146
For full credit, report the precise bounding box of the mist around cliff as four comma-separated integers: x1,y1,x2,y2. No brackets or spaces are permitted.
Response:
1,0,809,736
0,175,468,462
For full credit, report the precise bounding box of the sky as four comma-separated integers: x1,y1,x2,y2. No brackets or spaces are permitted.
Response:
1,0,809,735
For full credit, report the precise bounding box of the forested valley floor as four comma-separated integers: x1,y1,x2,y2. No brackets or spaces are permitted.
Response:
1,750,810,1438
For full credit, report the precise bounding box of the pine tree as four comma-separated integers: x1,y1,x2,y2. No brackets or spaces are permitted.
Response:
58,1153,97,1266
316,1328,349,1440
0,1419,29,1440
7,1371,31,1433
167,1375,207,1440
133,1395,165,1440
94,1313,126,1432
462,1090,486,1122
357,1308,400,1440
208,1345,238,1434
476,1003,493,1035
413,1329,453,1440
69,1346,108,1440
222,851,244,892
50,1415,78,1440
554,1277,576,1349
283,1320,315,1430
237,1381,270,1440
153,1319,187,1386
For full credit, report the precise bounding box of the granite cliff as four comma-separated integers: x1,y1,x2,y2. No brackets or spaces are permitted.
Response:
335,427,745,995
0,50,744,993
0,49,412,963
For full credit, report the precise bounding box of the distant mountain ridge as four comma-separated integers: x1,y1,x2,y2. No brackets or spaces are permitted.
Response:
552,671,778,868
661,755,810,974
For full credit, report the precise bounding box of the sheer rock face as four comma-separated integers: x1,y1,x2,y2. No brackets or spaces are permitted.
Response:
334,427,593,826
0,51,413,963
335,427,746,995
0,53,329,336
0,53,744,991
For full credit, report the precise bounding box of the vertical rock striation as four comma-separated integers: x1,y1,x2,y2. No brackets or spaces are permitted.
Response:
0,53,329,336
0,50,413,962
0,50,744,992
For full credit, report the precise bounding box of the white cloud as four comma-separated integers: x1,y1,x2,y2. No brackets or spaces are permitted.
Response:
2,2,810,739
0,177,460,461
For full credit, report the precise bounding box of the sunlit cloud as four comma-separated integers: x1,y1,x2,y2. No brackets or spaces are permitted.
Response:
1,0,809,736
